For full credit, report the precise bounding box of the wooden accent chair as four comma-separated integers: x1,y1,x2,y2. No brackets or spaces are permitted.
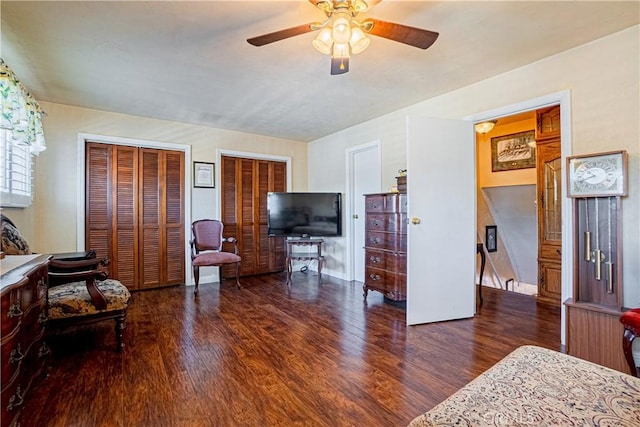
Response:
47,251,131,351
621,308,640,377
191,219,241,294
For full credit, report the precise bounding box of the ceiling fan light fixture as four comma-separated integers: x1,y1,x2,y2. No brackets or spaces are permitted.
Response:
353,0,369,13
332,16,352,44
312,28,333,54
349,26,370,54
332,43,350,58
475,120,497,134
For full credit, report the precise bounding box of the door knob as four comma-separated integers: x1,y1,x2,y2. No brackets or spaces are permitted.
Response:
411,217,421,225
353,214,359,219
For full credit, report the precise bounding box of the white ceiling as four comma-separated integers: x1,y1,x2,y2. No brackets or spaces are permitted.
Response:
2,1,638,142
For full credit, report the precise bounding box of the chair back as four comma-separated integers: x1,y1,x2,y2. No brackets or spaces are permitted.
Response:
192,219,224,252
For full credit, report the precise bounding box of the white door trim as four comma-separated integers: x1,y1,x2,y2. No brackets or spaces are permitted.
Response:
76,132,192,285
464,90,573,345
345,140,381,281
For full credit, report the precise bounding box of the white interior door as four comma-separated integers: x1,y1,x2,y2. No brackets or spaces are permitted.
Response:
349,143,381,282
406,117,476,325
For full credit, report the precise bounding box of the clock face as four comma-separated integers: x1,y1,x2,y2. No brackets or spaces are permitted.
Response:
567,151,627,197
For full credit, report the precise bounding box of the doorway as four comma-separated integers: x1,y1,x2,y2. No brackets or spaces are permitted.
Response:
347,141,381,282
475,106,562,306
475,111,539,297
467,90,573,345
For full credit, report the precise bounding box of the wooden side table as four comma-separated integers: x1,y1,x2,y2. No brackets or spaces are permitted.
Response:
285,238,324,285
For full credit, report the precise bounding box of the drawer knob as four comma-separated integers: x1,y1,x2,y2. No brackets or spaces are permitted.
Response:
10,344,24,364
7,387,24,411
7,301,23,318
371,221,380,226
38,312,49,325
369,274,380,281
369,256,381,263
369,237,382,244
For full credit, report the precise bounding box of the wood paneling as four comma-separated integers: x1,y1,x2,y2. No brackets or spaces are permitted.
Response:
221,156,286,277
86,143,184,290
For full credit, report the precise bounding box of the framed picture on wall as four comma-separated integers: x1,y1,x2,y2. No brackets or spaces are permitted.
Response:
491,130,536,172
193,161,215,188
485,225,498,252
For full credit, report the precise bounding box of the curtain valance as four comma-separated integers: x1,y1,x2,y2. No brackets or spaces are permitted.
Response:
0,58,46,155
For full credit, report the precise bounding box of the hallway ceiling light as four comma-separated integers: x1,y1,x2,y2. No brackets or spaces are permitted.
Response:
475,120,497,134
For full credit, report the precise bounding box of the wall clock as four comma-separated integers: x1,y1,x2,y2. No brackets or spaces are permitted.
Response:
567,150,628,197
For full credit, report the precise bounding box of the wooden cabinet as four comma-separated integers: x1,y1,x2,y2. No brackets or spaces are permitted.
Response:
536,113,562,306
1,255,51,427
221,156,287,276
535,105,560,141
86,143,185,290
363,192,407,301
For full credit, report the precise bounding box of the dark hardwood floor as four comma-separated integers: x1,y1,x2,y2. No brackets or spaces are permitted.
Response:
23,272,560,427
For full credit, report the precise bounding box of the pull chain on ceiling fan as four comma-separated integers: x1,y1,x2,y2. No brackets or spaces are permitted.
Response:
247,0,439,75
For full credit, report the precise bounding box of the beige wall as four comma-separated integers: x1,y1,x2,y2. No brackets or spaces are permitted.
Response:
308,26,640,307
28,102,308,253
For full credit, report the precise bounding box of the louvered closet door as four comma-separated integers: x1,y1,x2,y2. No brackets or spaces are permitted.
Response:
256,160,286,272
86,143,184,290
138,148,185,289
86,143,114,268
221,156,286,277
86,143,138,289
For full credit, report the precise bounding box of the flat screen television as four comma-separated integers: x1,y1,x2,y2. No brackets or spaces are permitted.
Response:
267,192,342,237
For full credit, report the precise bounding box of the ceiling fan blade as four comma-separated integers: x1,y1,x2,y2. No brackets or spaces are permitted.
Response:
364,18,439,50
247,24,316,47
331,56,349,75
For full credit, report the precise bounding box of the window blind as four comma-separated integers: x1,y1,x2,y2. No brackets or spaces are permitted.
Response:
0,129,33,207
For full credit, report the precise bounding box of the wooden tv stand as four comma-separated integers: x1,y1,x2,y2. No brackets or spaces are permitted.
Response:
285,238,324,285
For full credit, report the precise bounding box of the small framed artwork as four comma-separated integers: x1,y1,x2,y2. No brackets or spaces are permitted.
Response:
193,161,215,188
491,130,536,172
485,225,498,253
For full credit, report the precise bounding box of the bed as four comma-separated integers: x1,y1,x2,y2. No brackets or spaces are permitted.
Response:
408,345,640,426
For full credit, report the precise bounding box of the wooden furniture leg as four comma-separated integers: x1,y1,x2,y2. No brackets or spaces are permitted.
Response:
115,315,126,352
477,243,485,305
193,265,200,295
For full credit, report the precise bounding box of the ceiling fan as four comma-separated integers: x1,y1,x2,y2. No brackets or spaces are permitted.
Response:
247,0,439,75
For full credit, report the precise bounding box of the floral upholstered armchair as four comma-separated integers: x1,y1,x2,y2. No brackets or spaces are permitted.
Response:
0,214,131,351
48,253,131,351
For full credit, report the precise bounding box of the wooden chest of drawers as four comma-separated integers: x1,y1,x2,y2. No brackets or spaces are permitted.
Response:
1,255,51,427
363,193,407,301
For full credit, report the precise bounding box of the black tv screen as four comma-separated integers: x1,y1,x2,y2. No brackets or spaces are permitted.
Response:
267,192,342,237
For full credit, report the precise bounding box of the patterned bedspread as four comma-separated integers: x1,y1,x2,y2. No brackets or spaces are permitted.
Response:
408,345,640,426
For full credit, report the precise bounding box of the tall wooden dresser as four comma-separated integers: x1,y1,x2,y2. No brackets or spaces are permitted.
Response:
1,254,51,427
363,192,407,301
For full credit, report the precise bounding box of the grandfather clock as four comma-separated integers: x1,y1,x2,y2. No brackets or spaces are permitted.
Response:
564,150,629,373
